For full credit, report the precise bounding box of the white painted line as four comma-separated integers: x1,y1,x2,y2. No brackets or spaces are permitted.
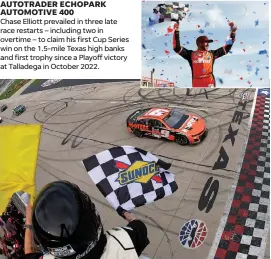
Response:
257,99,270,259
73,100,92,104
168,105,208,112
207,89,259,259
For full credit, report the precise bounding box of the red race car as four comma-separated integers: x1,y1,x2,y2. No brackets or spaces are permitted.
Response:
127,107,207,145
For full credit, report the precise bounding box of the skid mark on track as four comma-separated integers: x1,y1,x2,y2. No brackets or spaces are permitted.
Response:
3,85,255,256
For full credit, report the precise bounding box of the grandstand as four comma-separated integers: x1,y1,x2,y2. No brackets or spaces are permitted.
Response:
140,76,175,88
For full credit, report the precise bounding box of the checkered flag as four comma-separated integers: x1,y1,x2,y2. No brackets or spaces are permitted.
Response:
82,146,178,215
153,3,190,22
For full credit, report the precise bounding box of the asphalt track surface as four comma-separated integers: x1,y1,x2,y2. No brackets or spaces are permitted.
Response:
0,83,265,259
21,79,139,94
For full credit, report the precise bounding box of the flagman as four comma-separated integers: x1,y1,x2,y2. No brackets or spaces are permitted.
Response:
24,181,150,259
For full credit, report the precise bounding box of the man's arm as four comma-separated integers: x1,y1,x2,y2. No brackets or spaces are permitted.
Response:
120,211,150,256
24,201,35,255
24,199,43,259
173,23,192,60
212,21,237,59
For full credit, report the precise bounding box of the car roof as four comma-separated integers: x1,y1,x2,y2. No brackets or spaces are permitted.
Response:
138,108,171,120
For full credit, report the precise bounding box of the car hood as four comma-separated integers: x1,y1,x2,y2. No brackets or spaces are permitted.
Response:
175,114,206,135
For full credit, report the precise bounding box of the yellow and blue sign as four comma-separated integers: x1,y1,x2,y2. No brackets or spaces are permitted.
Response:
115,160,161,185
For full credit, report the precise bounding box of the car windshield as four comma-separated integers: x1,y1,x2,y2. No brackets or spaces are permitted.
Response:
15,106,22,110
163,109,189,129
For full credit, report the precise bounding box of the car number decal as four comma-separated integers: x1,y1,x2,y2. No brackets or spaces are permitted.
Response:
146,109,168,117
161,130,170,138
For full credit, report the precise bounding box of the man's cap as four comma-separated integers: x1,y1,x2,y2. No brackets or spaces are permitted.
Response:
196,36,213,45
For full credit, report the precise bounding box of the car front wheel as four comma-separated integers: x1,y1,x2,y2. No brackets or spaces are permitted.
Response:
175,135,189,145
133,129,144,138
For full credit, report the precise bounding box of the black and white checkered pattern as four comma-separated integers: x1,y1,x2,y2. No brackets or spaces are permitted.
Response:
238,96,270,258
82,146,178,211
154,3,189,22
214,91,270,259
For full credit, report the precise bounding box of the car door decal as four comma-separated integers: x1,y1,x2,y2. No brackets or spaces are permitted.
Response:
161,129,170,138
152,128,161,138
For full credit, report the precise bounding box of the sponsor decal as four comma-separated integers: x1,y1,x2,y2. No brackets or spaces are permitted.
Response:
152,129,161,138
179,219,208,249
48,244,76,257
115,161,162,184
128,122,148,131
193,59,211,64
161,129,170,138
193,52,212,63
75,224,102,259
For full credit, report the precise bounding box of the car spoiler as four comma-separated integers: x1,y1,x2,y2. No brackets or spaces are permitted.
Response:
127,109,149,125
127,110,140,124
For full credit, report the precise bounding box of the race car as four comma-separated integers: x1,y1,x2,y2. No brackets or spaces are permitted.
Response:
13,105,26,116
127,108,207,145
0,104,7,112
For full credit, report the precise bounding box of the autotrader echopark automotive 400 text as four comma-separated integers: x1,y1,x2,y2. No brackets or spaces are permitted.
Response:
0,1,106,15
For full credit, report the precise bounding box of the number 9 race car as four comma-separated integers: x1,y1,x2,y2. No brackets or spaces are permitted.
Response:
127,108,208,145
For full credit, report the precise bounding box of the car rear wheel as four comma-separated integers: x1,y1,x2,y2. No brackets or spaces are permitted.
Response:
175,135,189,145
133,129,144,138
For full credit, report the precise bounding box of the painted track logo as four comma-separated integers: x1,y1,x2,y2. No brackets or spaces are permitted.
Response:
179,219,208,249
115,161,163,185
258,88,270,97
